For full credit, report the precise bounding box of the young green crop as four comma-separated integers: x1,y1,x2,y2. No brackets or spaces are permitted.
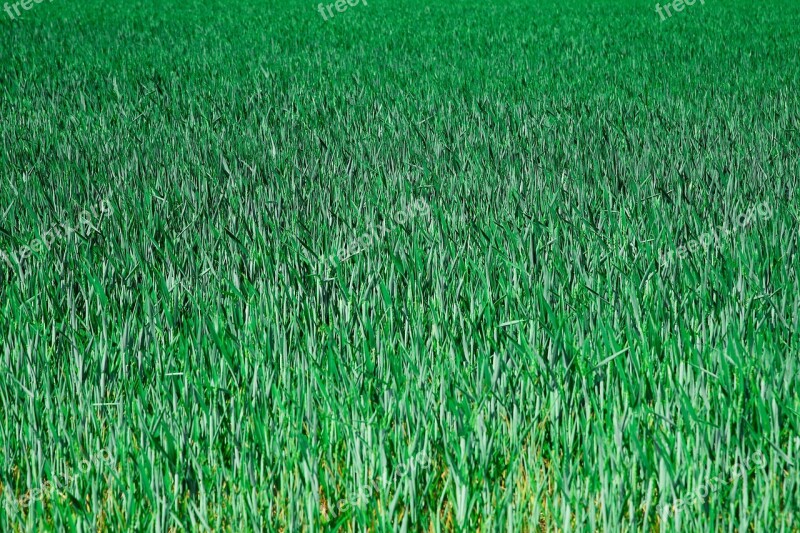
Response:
1,0,798,530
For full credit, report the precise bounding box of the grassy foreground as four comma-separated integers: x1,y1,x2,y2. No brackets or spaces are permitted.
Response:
1,0,799,530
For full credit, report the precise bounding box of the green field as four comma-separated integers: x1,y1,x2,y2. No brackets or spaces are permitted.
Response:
1,0,799,530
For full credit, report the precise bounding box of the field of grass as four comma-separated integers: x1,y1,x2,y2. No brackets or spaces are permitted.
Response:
1,0,799,530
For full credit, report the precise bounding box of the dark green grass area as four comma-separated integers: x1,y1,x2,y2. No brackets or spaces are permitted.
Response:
1,0,799,530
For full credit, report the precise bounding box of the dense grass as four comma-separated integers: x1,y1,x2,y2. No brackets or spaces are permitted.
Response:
1,0,799,530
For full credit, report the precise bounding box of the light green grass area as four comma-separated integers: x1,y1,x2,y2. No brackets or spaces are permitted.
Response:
1,0,799,530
